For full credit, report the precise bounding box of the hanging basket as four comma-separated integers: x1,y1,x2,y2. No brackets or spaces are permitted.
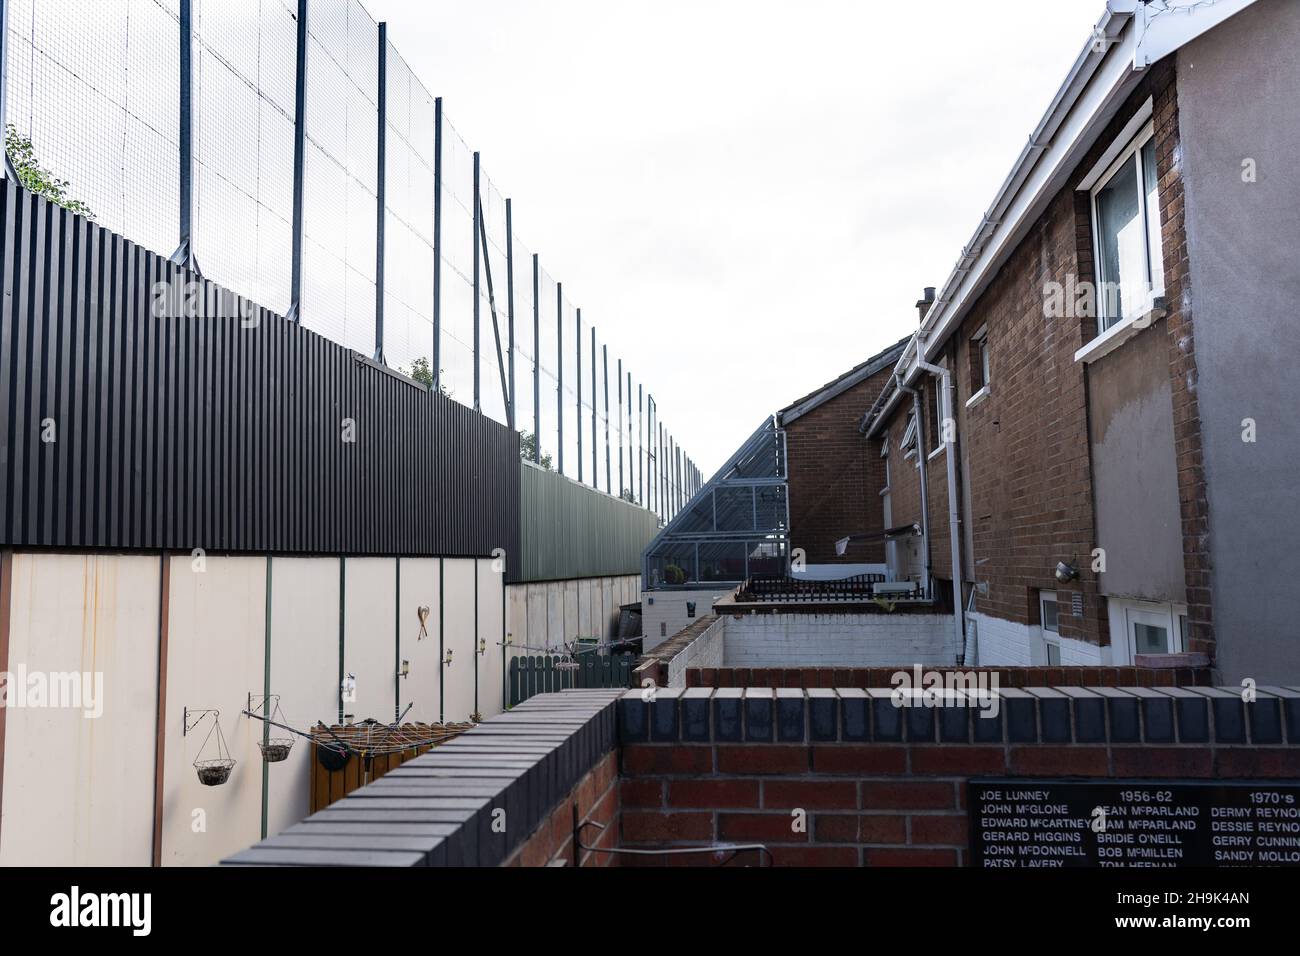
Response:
259,738,294,763
195,758,235,787
191,710,235,785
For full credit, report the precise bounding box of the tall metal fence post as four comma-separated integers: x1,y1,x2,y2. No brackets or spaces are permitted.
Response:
373,22,387,364
617,359,624,497
433,97,442,390
556,282,564,475
287,0,308,322
639,385,645,508
176,0,195,269
472,151,481,409
506,198,516,431
603,345,611,494
627,371,634,500
576,307,583,483
532,253,541,461
590,325,597,489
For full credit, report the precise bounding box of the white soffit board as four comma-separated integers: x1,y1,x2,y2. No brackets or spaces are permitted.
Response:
1133,0,1259,69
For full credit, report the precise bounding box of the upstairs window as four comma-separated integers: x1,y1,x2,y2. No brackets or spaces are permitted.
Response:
1091,122,1165,331
971,326,990,392
901,412,918,461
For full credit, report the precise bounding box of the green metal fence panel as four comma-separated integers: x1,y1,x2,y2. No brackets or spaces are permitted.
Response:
508,653,635,706
517,460,661,583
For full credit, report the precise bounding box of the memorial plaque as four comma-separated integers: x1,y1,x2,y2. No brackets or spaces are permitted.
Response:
969,778,1300,867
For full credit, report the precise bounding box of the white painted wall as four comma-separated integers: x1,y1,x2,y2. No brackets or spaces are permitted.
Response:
266,557,341,837
642,587,734,652
398,558,442,725
0,550,544,866
967,611,1107,667
0,553,160,866
666,617,726,687
343,558,398,724
720,614,959,667
440,559,478,723
161,555,267,867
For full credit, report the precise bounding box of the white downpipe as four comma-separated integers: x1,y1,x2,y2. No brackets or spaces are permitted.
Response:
899,383,931,597
916,360,965,663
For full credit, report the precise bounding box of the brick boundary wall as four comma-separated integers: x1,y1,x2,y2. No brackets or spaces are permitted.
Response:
617,686,1300,866
223,690,624,867
686,665,1212,689
504,750,620,867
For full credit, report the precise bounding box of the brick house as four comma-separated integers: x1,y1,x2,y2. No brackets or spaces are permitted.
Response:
860,0,1300,682
782,338,908,567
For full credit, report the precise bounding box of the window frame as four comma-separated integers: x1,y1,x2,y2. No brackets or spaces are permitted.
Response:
901,412,918,462
1037,590,1061,664
1089,119,1165,333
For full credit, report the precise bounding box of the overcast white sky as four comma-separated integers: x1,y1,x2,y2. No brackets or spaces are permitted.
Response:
365,0,1104,476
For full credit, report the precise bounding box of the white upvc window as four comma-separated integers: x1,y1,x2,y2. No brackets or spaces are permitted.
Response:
1039,590,1061,665
1108,599,1188,661
901,413,918,462
1090,121,1165,332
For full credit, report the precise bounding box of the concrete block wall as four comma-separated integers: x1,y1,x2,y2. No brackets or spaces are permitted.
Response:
666,618,725,687
508,575,639,655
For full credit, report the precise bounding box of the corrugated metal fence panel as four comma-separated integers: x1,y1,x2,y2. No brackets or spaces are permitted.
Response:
0,182,519,561
517,460,661,582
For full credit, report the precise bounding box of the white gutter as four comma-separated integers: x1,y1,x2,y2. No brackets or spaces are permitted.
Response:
915,359,964,663
863,2,1145,438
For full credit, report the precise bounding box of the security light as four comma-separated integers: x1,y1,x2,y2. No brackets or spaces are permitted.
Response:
1054,561,1079,583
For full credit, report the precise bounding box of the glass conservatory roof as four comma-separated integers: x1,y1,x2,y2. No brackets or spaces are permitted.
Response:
643,416,788,589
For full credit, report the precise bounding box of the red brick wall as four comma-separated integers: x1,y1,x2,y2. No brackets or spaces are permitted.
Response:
1150,60,1212,657
504,751,621,867
618,738,1299,867
874,61,1208,656
786,368,896,565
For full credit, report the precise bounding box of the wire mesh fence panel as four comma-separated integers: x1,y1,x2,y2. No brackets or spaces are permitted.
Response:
476,170,509,426
7,0,179,257
382,40,435,378
563,296,581,482
193,0,294,315
1,0,697,513
536,266,560,468
438,113,475,408
511,232,536,448
591,328,608,494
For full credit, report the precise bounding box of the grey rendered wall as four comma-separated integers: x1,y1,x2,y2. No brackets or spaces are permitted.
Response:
1087,322,1186,604
1176,0,1300,682
517,461,662,583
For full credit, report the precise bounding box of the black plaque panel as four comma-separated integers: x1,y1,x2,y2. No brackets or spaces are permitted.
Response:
969,778,1300,868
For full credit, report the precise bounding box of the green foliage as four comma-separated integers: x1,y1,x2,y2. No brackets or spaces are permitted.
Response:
407,356,435,388
397,356,454,398
5,125,94,218
519,431,554,470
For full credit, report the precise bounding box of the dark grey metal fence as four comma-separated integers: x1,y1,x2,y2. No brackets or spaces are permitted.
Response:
0,0,705,522
0,179,518,560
